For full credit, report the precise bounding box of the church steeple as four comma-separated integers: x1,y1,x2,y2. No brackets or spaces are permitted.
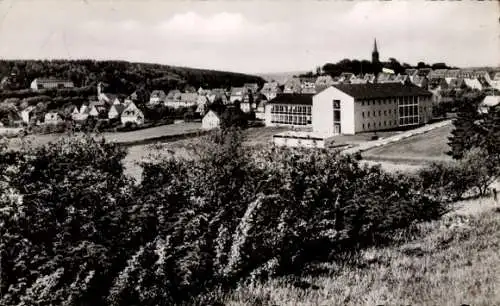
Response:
372,38,379,64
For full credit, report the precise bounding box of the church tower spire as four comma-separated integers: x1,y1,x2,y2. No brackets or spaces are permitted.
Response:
372,38,379,64
372,38,381,75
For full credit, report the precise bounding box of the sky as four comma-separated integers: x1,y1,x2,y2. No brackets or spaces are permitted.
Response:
0,0,498,74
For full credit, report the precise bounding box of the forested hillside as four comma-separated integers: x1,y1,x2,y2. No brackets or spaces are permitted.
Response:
0,59,266,94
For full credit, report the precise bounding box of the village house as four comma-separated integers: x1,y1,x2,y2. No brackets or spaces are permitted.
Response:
164,91,198,108
88,101,109,118
149,90,166,105
300,77,317,94
255,96,268,120
96,82,120,104
478,96,500,114
30,78,74,91
197,87,211,96
315,75,335,93
207,88,228,104
108,103,126,120
179,93,198,108
350,77,369,85
463,78,483,91
239,96,257,113
377,72,399,84
44,112,63,125
490,72,500,90
312,83,433,135
260,81,282,101
338,72,356,84
229,87,247,103
201,110,221,130
121,102,144,126
243,83,260,94
283,78,302,94
20,106,36,124
71,104,90,122
405,69,418,81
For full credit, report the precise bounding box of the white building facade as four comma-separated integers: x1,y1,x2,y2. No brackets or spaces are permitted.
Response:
312,83,433,135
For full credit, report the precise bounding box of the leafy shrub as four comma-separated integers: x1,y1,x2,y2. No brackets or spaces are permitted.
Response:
0,135,134,306
128,129,445,303
0,129,449,305
417,148,500,201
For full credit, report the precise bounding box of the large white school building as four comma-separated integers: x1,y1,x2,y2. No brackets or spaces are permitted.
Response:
265,83,433,136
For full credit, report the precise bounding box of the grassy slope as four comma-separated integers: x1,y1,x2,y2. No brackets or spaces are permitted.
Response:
223,197,500,306
362,124,454,163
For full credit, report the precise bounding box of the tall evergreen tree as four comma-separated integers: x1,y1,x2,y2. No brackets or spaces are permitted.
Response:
447,97,483,159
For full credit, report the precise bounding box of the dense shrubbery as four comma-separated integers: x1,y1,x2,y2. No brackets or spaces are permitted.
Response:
1,128,489,305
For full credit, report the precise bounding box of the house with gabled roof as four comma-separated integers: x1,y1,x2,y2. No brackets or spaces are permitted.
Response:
88,101,109,118
230,87,247,103
283,78,302,94
478,96,500,114
260,81,282,101
71,104,90,122
108,103,126,120
463,78,483,91
207,88,228,104
121,101,144,125
243,83,260,94
20,106,36,124
315,76,335,93
149,90,166,105
44,112,64,125
338,72,356,84
201,109,221,130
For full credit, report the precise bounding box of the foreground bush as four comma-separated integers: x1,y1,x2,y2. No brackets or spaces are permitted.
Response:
0,130,448,305
417,148,500,202
0,136,134,306
122,129,445,304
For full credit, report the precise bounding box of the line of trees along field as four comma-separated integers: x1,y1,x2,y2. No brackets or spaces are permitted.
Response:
1,108,499,305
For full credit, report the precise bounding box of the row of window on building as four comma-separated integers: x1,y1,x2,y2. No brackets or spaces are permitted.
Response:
270,105,312,115
271,114,312,125
360,96,419,106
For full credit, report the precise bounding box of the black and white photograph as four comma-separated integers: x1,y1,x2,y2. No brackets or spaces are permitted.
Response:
0,0,499,305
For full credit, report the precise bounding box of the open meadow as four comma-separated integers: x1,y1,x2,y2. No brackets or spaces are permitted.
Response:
2,121,202,149
362,124,454,163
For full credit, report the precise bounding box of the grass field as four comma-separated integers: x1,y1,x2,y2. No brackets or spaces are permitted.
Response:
3,122,202,150
123,126,290,181
222,196,500,306
362,124,454,163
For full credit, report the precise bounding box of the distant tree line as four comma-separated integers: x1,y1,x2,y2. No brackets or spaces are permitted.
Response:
0,59,265,96
300,59,456,78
